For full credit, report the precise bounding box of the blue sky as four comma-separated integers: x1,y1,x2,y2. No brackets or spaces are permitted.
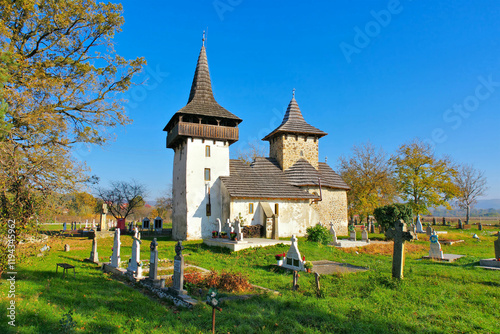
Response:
77,0,500,201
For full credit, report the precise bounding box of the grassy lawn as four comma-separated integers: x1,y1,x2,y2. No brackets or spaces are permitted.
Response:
1,226,499,333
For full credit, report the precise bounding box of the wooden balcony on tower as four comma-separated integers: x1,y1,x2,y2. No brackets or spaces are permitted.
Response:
166,121,239,148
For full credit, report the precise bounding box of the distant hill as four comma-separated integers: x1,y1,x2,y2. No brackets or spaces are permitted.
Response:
475,199,500,210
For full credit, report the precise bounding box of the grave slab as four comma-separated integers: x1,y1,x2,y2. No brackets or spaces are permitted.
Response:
311,260,368,274
203,238,291,252
422,254,465,262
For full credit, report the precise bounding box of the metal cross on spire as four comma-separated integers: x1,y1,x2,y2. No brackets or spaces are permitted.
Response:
292,88,296,98
202,30,205,47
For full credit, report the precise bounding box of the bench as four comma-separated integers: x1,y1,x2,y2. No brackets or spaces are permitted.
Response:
56,263,75,278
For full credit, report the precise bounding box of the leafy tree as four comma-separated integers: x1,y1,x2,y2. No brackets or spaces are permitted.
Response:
373,203,413,233
391,139,457,215
0,1,144,275
338,141,396,221
96,180,147,219
68,191,97,217
454,164,487,224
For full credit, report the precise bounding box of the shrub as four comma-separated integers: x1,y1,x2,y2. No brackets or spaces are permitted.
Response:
373,203,413,232
183,270,252,293
306,224,332,245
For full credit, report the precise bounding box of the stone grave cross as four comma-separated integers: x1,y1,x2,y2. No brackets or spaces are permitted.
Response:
89,233,98,263
149,238,159,280
235,219,244,242
215,218,222,236
170,241,187,295
386,219,415,279
127,228,142,277
110,228,121,268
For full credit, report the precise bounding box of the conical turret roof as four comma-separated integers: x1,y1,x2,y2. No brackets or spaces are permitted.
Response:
262,96,326,140
164,45,241,132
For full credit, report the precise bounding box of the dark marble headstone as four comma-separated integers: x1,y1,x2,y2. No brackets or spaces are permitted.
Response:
432,217,436,226
458,219,463,229
478,223,483,231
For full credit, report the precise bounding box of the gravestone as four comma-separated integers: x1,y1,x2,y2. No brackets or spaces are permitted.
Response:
100,203,108,231
89,234,99,263
416,214,424,233
426,225,432,236
478,223,483,231
442,217,446,226
110,228,121,268
370,221,375,234
128,222,133,233
227,218,234,234
63,222,67,231
127,228,142,278
235,219,244,242
411,224,418,240
361,228,370,243
215,218,222,237
170,241,187,295
92,219,96,229
432,217,436,226
85,220,88,229
154,217,163,231
457,219,463,229
386,219,415,279
149,238,159,280
348,225,356,241
330,222,341,246
495,232,500,260
282,235,305,271
428,232,444,259
64,244,70,252
142,217,150,230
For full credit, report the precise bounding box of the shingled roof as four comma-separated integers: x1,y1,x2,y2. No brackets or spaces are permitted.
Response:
285,159,350,190
164,45,241,131
221,157,349,199
220,158,317,199
263,97,327,141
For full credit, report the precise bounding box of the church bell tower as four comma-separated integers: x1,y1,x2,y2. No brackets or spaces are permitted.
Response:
163,37,242,240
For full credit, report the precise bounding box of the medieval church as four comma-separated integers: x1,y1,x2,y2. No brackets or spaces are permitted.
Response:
164,40,350,240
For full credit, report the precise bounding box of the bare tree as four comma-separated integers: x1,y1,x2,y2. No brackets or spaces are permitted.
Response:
155,183,173,219
234,140,266,165
455,164,487,223
96,180,147,219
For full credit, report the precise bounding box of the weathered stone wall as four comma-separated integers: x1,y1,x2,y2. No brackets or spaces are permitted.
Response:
302,186,348,236
269,134,319,170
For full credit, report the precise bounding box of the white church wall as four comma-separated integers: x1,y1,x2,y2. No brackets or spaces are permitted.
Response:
229,198,311,238
174,138,230,240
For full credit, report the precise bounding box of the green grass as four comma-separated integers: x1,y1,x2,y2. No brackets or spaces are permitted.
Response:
1,227,499,333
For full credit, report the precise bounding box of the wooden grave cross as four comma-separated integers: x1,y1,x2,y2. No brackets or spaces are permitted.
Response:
385,219,415,279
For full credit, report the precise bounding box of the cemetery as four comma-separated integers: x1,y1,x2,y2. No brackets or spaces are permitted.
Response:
2,2,500,333
2,220,499,333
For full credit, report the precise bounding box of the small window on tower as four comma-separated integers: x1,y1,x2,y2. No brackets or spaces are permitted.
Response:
205,145,210,157
275,203,279,216
204,168,211,181
249,203,254,214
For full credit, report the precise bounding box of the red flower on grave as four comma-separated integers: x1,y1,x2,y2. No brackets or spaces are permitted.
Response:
302,255,305,261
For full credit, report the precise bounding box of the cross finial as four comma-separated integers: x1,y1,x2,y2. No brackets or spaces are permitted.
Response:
202,30,206,47
292,88,296,98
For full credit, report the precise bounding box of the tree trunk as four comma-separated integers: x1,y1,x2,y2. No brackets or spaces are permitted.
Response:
466,205,470,224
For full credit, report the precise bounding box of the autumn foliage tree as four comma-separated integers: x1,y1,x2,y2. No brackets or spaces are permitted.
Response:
0,1,144,274
338,142,397,221
391,139,458,215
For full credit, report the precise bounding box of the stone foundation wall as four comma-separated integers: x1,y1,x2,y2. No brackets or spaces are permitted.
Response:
269,134,319,170
303,187,348,236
